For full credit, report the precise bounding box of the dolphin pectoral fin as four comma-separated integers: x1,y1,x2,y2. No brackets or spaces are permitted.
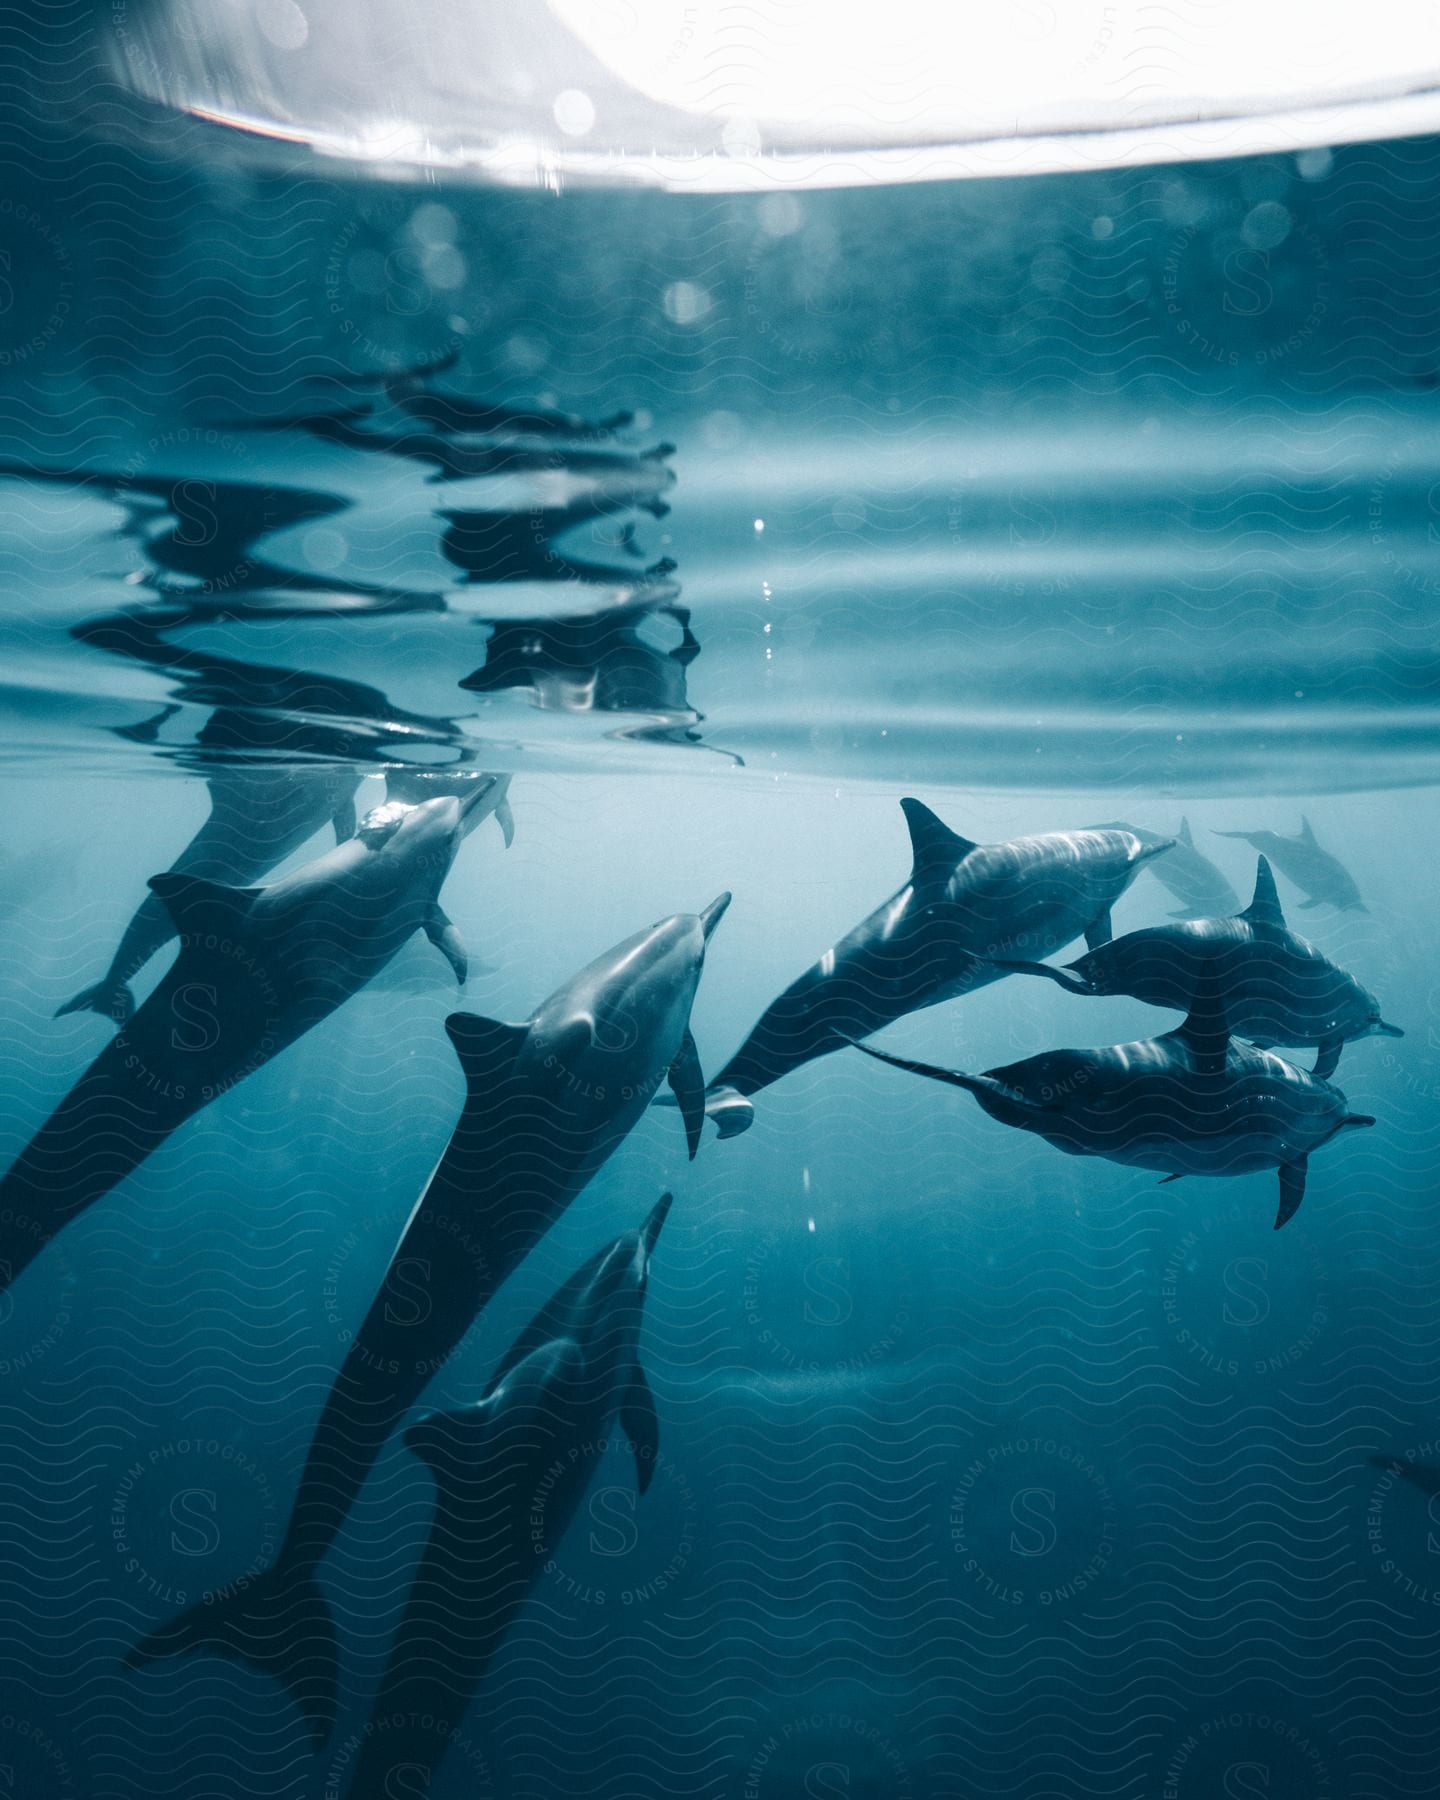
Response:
1275,1158,1308,1230
425,905,467,985
55,979,134,1026
1158,1173,1185,1184
1084,911,1113,951
621,1366,661,1496
1243,857,1286,930
495,797,516,848
330,797,357,843
1312,1036,1343,1080
1297,897,1325,910
988,958,1094,996
125,1569,337,1750
667,1028,706,1160
900,797,978,885
445,1012,529,1085
148,872,262,932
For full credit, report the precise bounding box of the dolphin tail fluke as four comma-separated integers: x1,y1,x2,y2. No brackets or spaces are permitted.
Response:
1275,1158,1308,1230
987,958,1095,996
54,978,133,1026
125,1569,337,1749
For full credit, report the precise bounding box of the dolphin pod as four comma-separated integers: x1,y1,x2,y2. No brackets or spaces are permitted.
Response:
0,787,494,1292
337,1190,671,1800
994,856,1401,1078
126,893,729,1742
1214,815,1367,912
690,798,1174,1138
848,966,1374,1230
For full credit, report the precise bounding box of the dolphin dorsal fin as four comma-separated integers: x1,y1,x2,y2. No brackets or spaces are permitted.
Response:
899,798,977,884
1242,857,1286,930
148,871,261,931
1299,815,1317,843
444,1012,529,1084
1172,965,1231,1075
1178,816,1193,846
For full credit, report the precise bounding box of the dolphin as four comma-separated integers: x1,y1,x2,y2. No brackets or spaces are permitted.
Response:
0,789,487,1292
847,968,1374,1230
690,799,1173,1139
1090,817,1240,919
380,767,515,850
125,893,729,1742
1213,817,1367,912
56,754,361,1025
337,1190,671,1799
994,857,1402,1078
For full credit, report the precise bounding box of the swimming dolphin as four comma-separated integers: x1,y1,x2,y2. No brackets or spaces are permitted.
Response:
1091,818,1240,919
0,789,487,1292
994,858,1402,1078
690,800,1173,1139
126,893,729,1742
847,968,1374,1230
56,757,361,1025
337,1190,671,1799
1213,817,1367,912
380,767,515,850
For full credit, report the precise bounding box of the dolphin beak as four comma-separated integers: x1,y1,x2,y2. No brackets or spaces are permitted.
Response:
642,1190,674,1259
1137,837,1178,862
699,891,731,940
458,774,503,821
1375,1020,1404,1038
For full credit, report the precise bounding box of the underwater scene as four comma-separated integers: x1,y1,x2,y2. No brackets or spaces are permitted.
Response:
4,8,1440,1799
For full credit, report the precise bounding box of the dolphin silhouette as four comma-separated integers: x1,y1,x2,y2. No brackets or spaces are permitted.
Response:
0,789,487,1292
690,799,1173,1139
337,1190,671,1799
1090,817,1240,919
1213,816,1366,912
993,857,1402,1078
848,967,1374,1231
125,894,729,1743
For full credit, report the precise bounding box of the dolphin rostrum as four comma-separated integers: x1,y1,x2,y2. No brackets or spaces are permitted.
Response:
1213,816,1367,912
336,1190,671,1799
56,756,361,1025
994,857,1401,1078
691,799,1172,1139
1090,817,1240,919
0,788,488,1292
848,967,1374,1231
125,893,729,1742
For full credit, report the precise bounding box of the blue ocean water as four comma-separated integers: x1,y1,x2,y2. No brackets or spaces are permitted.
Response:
2,11,1440,1799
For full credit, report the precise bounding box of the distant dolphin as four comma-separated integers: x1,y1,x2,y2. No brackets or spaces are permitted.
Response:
995,857,1402,1078
691,799,1172,1139
0,790,487,1292
1213,817,1366,912
848,969,1374,1230
1091,818,1240,919
338,1190,671,1799
126,893,729,1742
56,758,361,1025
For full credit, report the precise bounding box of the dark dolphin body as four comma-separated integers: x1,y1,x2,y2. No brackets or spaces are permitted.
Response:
1214,817,1367,912
850,971,1374,1230
0,791,483,1292
337,1191,671,1799
57,741,361,1025
127,894,729,1742
694,799,1172,1138
1092,817,1239,918
996,857,1401,1077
